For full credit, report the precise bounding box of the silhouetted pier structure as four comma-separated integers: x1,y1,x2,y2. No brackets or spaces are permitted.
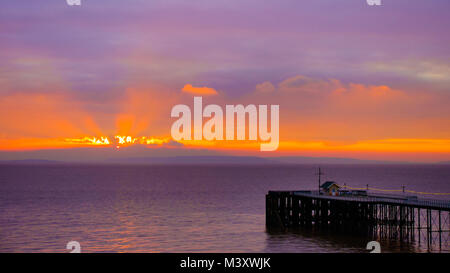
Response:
266,190,450,251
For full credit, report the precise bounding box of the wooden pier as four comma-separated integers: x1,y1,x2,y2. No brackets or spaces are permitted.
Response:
266,190,450,251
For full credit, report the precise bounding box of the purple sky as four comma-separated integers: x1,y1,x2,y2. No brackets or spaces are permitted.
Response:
1,0,449,98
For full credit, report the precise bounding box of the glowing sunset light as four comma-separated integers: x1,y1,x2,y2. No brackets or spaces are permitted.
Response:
115,135,137,145
65,137,111,145
142,137,169,145
64,136,171,147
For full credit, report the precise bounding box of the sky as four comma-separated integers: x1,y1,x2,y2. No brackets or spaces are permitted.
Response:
0,0,449,162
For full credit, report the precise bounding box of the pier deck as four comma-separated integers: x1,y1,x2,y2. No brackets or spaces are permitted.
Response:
266,191,450,251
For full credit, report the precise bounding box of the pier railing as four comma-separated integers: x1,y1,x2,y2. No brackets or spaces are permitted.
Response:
290,191,450,211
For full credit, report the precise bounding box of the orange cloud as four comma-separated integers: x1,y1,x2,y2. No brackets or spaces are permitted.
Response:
115,87,178,136
0,74,449,162
176,138,450,162
182,84,218,95
250,75,450,142
178,138,450,153
255,81,275,93
0,92,103,139
0,138,79,150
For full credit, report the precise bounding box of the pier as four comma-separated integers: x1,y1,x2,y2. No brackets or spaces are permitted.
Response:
266,189,450,251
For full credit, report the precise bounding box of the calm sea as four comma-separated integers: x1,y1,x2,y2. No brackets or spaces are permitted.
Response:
0,164,449,253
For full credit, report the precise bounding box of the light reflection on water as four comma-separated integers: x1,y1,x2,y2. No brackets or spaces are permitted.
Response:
0,164,448,252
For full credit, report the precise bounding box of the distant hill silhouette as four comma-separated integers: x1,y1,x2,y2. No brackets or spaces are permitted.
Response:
0,156,412,165
0,159,63,165
106,156,273,165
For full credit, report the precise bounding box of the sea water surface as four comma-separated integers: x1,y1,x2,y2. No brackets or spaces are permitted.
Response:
0,164,449,253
